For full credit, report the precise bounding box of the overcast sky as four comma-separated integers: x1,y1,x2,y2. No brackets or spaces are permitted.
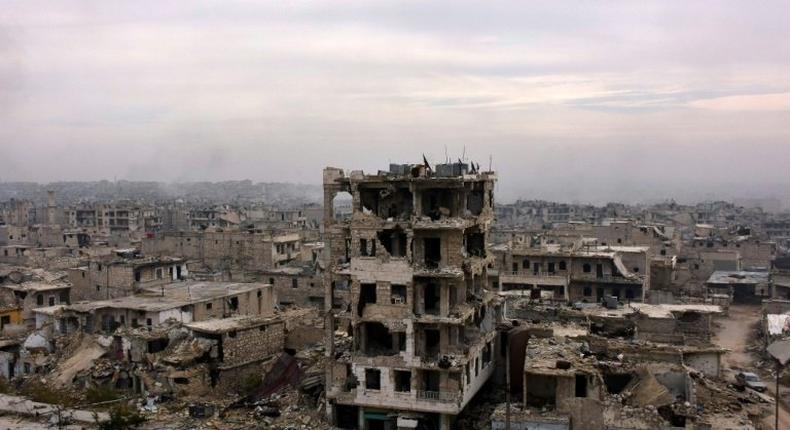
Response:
1,1,789,203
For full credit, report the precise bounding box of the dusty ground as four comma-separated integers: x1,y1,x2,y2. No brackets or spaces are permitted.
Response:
713,305,790,429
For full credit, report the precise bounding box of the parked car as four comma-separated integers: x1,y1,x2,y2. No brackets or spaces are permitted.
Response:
735,372,768,392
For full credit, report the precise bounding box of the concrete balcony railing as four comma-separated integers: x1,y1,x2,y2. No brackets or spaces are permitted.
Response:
500,272,569,286
416,390,460,403
574,273,643,285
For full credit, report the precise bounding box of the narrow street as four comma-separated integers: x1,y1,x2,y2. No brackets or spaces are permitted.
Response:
713,305,790,429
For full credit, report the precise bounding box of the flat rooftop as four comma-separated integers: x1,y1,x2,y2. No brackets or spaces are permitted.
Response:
66,281,270,313
579,303,722,319
707,271,770,285
1,282,70,292
186,315,281,333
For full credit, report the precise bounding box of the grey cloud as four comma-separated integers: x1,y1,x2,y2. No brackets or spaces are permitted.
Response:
0,1,789,204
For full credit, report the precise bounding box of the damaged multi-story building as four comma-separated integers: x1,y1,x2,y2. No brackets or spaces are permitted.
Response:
495,240,650,304
323,162,500,430
142,229,302,276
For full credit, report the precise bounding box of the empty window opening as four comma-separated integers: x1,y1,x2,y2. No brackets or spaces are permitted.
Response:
360,187,413,220
575,374,588,397
378,227,407,257
365,369,381,390
526,374,557,408
424,238,441,268
603,373,633,394
583,263,591,273
422,189,456,220
229,297,239,311
547,262,556,273
625,289,635,300
358,283,377,317
390,284,407,304
424,328,440,358
331,191,352,222
292,278,298,289
362,323,398,356
596,264,604,278
394,370,412,392
396,332,406,352
467,187,485,215
559,261,567,271
424,283,440,315
423,370,440,392
465,229,485,257
583,287,592,297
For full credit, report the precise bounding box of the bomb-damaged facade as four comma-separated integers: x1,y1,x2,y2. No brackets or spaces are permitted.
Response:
322,162,501,430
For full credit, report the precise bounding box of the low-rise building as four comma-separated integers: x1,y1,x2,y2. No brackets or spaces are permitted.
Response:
67,254,187,301
34,281,274,334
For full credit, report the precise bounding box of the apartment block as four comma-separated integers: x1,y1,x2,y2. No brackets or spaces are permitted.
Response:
323,162,500,430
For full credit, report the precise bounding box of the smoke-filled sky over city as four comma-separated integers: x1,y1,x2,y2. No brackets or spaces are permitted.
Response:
2,1,790,202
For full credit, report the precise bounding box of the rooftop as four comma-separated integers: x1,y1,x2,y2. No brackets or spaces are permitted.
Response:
1,282,70,293
707,271,770,285
186,315,280,333
64,281,270,313
579,303,722,319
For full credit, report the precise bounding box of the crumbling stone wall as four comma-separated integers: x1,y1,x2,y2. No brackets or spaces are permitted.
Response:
220,320,284,368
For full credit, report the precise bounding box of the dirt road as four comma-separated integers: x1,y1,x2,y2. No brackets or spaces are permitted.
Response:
713,305,790,429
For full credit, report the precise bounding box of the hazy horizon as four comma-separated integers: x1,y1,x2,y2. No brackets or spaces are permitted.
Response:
2,1,789,204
